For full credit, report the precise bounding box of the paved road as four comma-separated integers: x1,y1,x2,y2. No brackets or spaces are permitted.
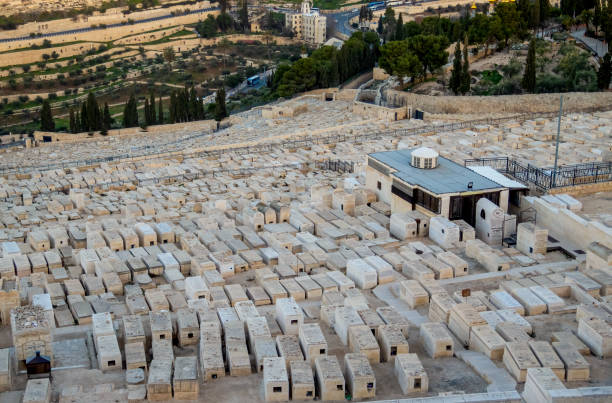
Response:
202,68,274,105
328,9,360,37
571,28,608,58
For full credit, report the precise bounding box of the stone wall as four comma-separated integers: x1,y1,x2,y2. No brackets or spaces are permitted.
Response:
385,90,612,116
33,118,217,144
0,1,212,41
0,42,99,68
0,7,217,53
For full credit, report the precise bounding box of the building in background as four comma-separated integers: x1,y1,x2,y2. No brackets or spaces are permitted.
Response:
285,0,327,46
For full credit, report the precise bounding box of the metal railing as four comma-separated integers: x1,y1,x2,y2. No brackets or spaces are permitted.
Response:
2,104,611,176
465,157,612,190
0,139,26,150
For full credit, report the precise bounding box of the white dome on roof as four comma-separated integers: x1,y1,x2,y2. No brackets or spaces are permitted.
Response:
411,147,439,169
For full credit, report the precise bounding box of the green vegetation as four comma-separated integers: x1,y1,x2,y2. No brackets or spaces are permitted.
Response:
597,52,611,89
274,31,378,97
522,38,536,92
214,88,227,121
39,100,54,131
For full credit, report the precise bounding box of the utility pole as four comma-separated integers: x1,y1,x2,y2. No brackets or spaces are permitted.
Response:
552,95,563,188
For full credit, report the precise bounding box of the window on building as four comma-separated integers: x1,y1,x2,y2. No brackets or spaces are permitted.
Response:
413,156,420,167
424,158,433,169
480,209,486,219
414,189,440,214
377,181,381,190
392,185,413,204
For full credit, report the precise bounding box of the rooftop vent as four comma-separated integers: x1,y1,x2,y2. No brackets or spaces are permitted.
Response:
411,147,439,169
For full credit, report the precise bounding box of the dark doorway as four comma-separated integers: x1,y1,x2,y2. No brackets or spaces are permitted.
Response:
26,351,51,378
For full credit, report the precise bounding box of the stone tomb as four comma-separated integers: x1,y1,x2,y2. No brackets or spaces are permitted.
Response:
420,322,453,358
263,357,289,402
290,360,315,400
148,310,172,342
348,324,380,364
344,353,376,399
552,342,590,381
10,305,53,366
275,297,303,335
394,353,428,394
173,356,199,400
298,323,328,364
502,342,541,382
23,378,51,403
314,355,345,401
528,341,565,380
469,325,506,360
147,359,172,401
378,325,410,363
276,334,304,366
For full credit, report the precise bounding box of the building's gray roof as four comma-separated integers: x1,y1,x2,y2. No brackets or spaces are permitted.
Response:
369,149,504,195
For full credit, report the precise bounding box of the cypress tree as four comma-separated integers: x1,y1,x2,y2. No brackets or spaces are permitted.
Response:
460,37,471,95
199,98,205,120
75,110,81,133
169,92,177,123
240,0,249,32
149,92,156,124
123,94,138,128
80,102,88,132
40,99,55,131
69,108,76,133
189,87,198,121
395,13,404,41
86,92,100,131
522,38,536,92
598,52,612,89
377,16,383,35
182,87,190,121
131,95,139,127
158,96,164,124
214,88,227,122
449,40,462,94
144,98,151,126
103,102,111,132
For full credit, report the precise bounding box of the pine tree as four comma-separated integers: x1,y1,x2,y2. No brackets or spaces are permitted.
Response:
103,102,111,132
149,92,156,124
214,88,227,122
598,52,612,89
158,96,164,124
69,108,76,133
460,37,471,95
449,40,462,94
395,13,404,41
40,99,55,131
522,38,536,92
80,102,88,132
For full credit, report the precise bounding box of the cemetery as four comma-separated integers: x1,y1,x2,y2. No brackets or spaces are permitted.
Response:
0,90,609,402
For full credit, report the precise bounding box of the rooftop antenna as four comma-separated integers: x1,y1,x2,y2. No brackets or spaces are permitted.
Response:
552,95,563,188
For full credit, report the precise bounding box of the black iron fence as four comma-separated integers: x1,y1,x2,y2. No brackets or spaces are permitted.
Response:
464,157,612,190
